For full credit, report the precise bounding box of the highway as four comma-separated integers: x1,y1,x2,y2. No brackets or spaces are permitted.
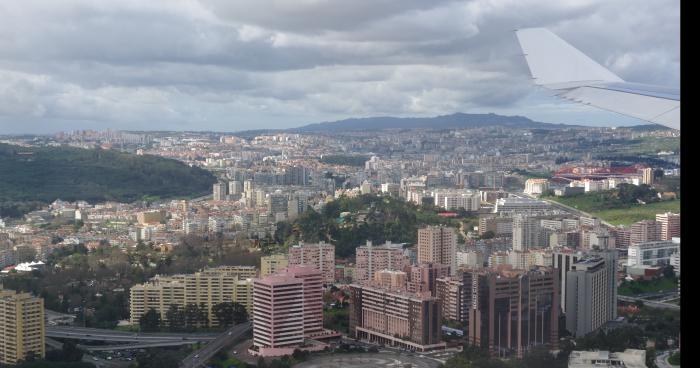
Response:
656,350,679,368
181,322,252,368
617,295,680,311
47,326,217,343
79,340,201,351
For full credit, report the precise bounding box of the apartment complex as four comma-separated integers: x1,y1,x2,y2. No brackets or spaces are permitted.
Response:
629,220,661,245
435,276,467,324
417,226,457,274
512,215,540,252
565,252,618,337
467,267,559,358
656,212,680,240
0,290,45,365
288,242,336,283
354,241,407,284
627,238,680,267
129,266,257,325
348,284,445,351
252,266,324,356
407,263,450,295
261,254,289,276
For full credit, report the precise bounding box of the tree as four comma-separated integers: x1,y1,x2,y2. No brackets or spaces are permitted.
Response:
166,304,185,331
139,308,161,332
61,340,84,362
257,357,268,368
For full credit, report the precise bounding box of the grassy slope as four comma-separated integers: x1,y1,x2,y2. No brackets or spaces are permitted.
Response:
548,195,679,226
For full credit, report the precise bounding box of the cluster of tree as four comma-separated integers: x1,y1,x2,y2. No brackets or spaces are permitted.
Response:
134,348,184,368
318,155,370,167
5,342,90,368
1,236,259,330
442,345,567,368
273,194,459,258
0,143,216,217
597,154,679,169
257,349,311,368
139,302,248,332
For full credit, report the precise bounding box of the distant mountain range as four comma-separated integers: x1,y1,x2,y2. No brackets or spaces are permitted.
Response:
229,112,671,138
292,112,585,132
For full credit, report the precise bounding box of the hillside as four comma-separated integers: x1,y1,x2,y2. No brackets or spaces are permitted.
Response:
0,143,216,217
292,112,585,132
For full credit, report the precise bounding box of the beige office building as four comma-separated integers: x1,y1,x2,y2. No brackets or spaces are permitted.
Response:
129,266,257,326
0,289,45,365
261,254,289,276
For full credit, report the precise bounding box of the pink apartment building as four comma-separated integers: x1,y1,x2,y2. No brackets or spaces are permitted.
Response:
288,242,336,284
252,266,334,357
355,240,408,284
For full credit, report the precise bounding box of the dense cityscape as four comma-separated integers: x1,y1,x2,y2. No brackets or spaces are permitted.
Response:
0,121,680,368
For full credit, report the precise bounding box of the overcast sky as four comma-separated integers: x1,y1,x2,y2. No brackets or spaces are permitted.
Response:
0,0,680,134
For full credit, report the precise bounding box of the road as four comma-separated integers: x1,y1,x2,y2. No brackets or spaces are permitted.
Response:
180,322,252,368
617,295,680,311
79,340,201,351
656,350,679,368
47,326,217,343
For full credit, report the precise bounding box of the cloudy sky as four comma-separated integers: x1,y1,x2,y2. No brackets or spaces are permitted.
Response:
0,0,680,134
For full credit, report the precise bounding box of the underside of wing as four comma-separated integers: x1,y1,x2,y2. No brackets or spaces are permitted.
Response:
555,84,680,130
515,28,680,130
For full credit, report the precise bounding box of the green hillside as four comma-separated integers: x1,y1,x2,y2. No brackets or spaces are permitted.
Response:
0,143,216,217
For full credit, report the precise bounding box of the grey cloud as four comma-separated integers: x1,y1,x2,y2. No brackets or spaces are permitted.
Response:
0,0,680,133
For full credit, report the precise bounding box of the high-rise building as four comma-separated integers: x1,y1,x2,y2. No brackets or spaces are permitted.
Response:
629,220,661,245
418,226,457,275
565,251,618,337
213,182,227,201
656,212,680,241
512,215,540,252
553,248,583,315
0,289,45,365
229,180,243,195
406,263,450,295
261,254,289,277
267,193,289,217
467,267,559,358
252,266,323,356
348,284,445,351
288,242,336,284
354,241,407,284
129,266,257,326
642,168,653,185
479,215,514,237
436,276,467,324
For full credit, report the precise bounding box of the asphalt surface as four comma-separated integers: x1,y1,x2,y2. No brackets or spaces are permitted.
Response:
180,322,252,368
47,326,217,343
617,295,680,311
293,353,441,368
656,350,680,368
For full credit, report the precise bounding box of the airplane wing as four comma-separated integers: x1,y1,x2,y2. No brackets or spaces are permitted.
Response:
515,28,680,130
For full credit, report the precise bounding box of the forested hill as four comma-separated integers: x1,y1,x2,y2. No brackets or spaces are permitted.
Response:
0,143,215,216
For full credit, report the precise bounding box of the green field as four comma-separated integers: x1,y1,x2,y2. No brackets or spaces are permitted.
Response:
618,276,678,296
621,136,680,155
592,200,680,226
549,194,680,226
